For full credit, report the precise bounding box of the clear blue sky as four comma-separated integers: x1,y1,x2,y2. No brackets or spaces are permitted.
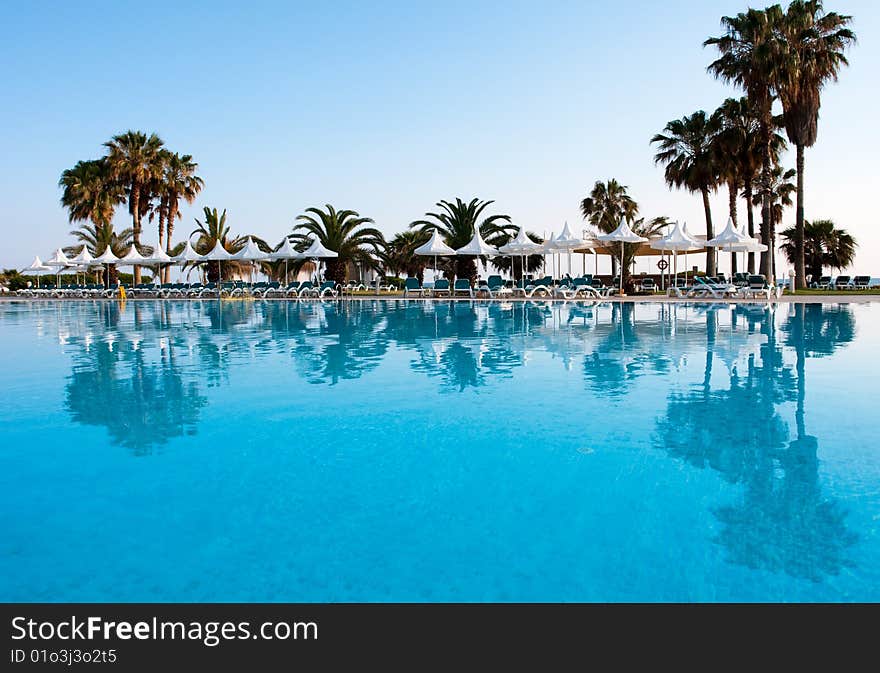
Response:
1,0,877,275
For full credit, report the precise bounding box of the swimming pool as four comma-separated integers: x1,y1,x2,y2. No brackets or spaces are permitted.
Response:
1,299,878,602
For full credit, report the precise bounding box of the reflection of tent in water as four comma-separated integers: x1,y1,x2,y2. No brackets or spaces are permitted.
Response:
65,340,207,455
655,303,858,581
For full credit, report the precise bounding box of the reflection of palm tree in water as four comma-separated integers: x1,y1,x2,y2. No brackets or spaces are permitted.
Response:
65,339,207,455
582,303,671,398
656,304,857,581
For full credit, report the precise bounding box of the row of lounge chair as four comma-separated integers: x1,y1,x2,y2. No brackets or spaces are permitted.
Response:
17,280,344,299
667,275,780,300
404,275,614,299
810,275,872,290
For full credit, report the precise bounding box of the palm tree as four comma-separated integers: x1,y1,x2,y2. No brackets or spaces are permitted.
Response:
191,207,247,282
651,110,723,276
103,131,165,283
59,158,125,230
293,205,383,283
780,219,856,282
384,230,430,282
706,6,787,278
763,163,796,232
714,97,788,273
152,151,203,282
410,198,512,283
68,222,133,286
776,1,856,288
579,179,639,277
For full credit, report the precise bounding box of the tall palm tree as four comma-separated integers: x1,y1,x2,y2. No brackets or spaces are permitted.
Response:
780,218,856,281
714,97,788,272
103,131,165,283
776,1,856,288
152,151,203,281
293,204,383,283
410,198,512,283
651,110,723,276
579,180,639,277
706,5,787,278
59,158,125,230
763,163,797,231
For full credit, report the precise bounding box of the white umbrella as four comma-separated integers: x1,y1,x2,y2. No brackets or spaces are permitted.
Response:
499,226,544,283
233,237,270,284
117,245,151,283
414,229,455,282
551,221,586,277
172,239,205,264
649,221,701,287
269,237,305,285
455,228,498,282
45,248,73,285
597,219,648,296
93,247,120,265
202,240,236,283
21,256,53,287
707,216,755,278
302,238,338,284
140,244,173,284
70,246,97,267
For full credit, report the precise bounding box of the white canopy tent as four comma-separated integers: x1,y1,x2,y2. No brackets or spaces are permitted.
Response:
302,238,338,283
202,240,236,283
707,217,766,278
649,221,702,287
497,226,542,283
21,256,53,287
414,229,455,282
233,237,270,283
550,222,586,277
597,219,648,296
269,237,305,285
45,248,73,284
455,229,498,279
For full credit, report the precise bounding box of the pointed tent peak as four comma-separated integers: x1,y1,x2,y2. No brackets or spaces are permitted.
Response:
498,226,543,254
303,238,338,258
707,216,749,247
70,246,94,265
118,245,150,264
650,221,701,251
271,236,303,260
144,243,172,264
414,228,456,256
203,239,236,261
23,256,51,272
559,221,574,239
45,248,72,267
93,246,120,264
234,237,270,261
597,219,648,243
455,227,498,256
172,239,204,263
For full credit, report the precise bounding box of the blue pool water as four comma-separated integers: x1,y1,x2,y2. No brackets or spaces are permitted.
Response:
1,299,878,602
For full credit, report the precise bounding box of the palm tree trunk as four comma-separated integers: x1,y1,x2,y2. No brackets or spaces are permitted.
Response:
744,176,756,274
701,186,715,277
158,207,166,282
795,143,806,289
759,111,773,279
165,203,178,283
760,165,772,278
131,183,142,284
728,178,738,276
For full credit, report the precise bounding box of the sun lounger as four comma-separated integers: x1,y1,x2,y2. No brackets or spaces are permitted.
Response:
834,275,851,290
476,275,511,298
687,276,738,299
453,278,473,298
738,274,773,300
404,277,427,297
811,275,832,289
853,275,870,289
432,279,450,296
